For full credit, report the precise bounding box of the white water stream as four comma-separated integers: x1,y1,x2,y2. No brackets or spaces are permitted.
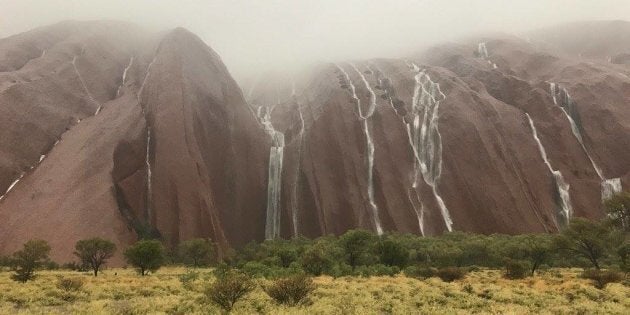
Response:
526,113,573,226
549,83,623,200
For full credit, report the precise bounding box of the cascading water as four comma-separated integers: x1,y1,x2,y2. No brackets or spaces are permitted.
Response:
526,113,573,226
116,57,134,97
145,128,152,220
478,42,489,58
336,63,384,235
72,55,101,115
138,56,158,221
549,83,623,200
258,105,285,240
477,42,497,68
374,62,427,235
290,81,305,237
0,173,25,201
407,63,453,232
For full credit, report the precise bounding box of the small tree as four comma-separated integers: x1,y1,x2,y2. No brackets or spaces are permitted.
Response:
11,239,51,283
178,238,214,268
506,234,551,275
604,192,630,232
264,274,315,306
339,229,377,270
124,239,165,276
554,218,612,270
377,238,409,268
74,238,116,276
205,270,255,312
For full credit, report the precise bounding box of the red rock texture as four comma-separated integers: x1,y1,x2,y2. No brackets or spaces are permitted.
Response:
0,20,628,263
0,21,269,263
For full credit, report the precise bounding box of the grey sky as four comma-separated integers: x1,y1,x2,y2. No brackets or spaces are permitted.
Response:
2,0,629,79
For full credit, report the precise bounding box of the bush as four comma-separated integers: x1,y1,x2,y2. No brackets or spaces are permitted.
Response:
74,237,116,276
581,269,624,289
264,274,315,306
404,266,437,279
178,270,200,290
11,239,51,283
436,267,467,282
205,270,255,312
354,264,400,277
56,277,85,292
504,260,530,279
124,239,165,276
178,238,214,267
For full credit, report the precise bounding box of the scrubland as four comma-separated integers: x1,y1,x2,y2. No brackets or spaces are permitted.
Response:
0,267,627,314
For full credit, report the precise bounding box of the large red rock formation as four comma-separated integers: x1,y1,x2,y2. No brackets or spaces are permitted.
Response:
0,21,269,263
0,20,628,263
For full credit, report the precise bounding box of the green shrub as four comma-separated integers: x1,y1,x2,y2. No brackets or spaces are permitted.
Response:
355,264,400,277
178,270,200,290
205,270,255,312
178,238,214,267
404,266,437,279
264,274,315,306
504,260,530,279
11,239,51,283
123,239,165,276
436,267,467,282
56,276,85,292
581,269,624,289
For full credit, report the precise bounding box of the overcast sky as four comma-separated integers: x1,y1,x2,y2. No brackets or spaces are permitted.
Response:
2,0,630,79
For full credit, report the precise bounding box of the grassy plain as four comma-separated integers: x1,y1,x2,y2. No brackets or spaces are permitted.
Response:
0,267,627,314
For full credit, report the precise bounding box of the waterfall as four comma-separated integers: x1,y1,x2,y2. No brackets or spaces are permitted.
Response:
145,128,153,221
549,83,623,200
477,42,497,68
602,178,623,200
290,81,304,237
138,56,158,221
336,63,384,235
72,55,101,115
0,173,25,201
526,113,573,226
259,106,285,240
478,42,489,58
407,64,453,232
116,57,134,97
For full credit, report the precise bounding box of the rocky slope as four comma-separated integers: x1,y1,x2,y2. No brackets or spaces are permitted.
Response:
0,21,269,262
0,20,628,262
249,21,629,239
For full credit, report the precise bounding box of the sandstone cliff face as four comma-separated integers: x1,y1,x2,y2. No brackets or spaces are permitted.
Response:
250,22,629,239
0,20,628,262
0,21,269,262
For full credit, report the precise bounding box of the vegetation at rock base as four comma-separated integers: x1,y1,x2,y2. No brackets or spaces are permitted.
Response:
0,192,628,313
10,239,51,283
123,239,165,276
74,238,116,276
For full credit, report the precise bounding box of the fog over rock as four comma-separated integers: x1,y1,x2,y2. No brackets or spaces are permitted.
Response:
0,18,628,263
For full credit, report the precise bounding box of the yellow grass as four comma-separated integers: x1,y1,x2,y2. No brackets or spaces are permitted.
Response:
0,267,628,314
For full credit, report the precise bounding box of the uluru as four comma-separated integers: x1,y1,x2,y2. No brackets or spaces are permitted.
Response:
0,19,628,264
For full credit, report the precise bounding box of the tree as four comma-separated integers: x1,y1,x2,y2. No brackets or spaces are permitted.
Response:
300,242,337,276
11,239,51,282
205,270,255,312
505,234,552,275
178,238,214,268
339,229,377,269
124,239,165,275
604,192,630,232
74,238,116,276
554,218,612,270
377,238,409,268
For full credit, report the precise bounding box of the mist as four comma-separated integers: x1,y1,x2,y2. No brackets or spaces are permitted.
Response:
2,0,630,81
